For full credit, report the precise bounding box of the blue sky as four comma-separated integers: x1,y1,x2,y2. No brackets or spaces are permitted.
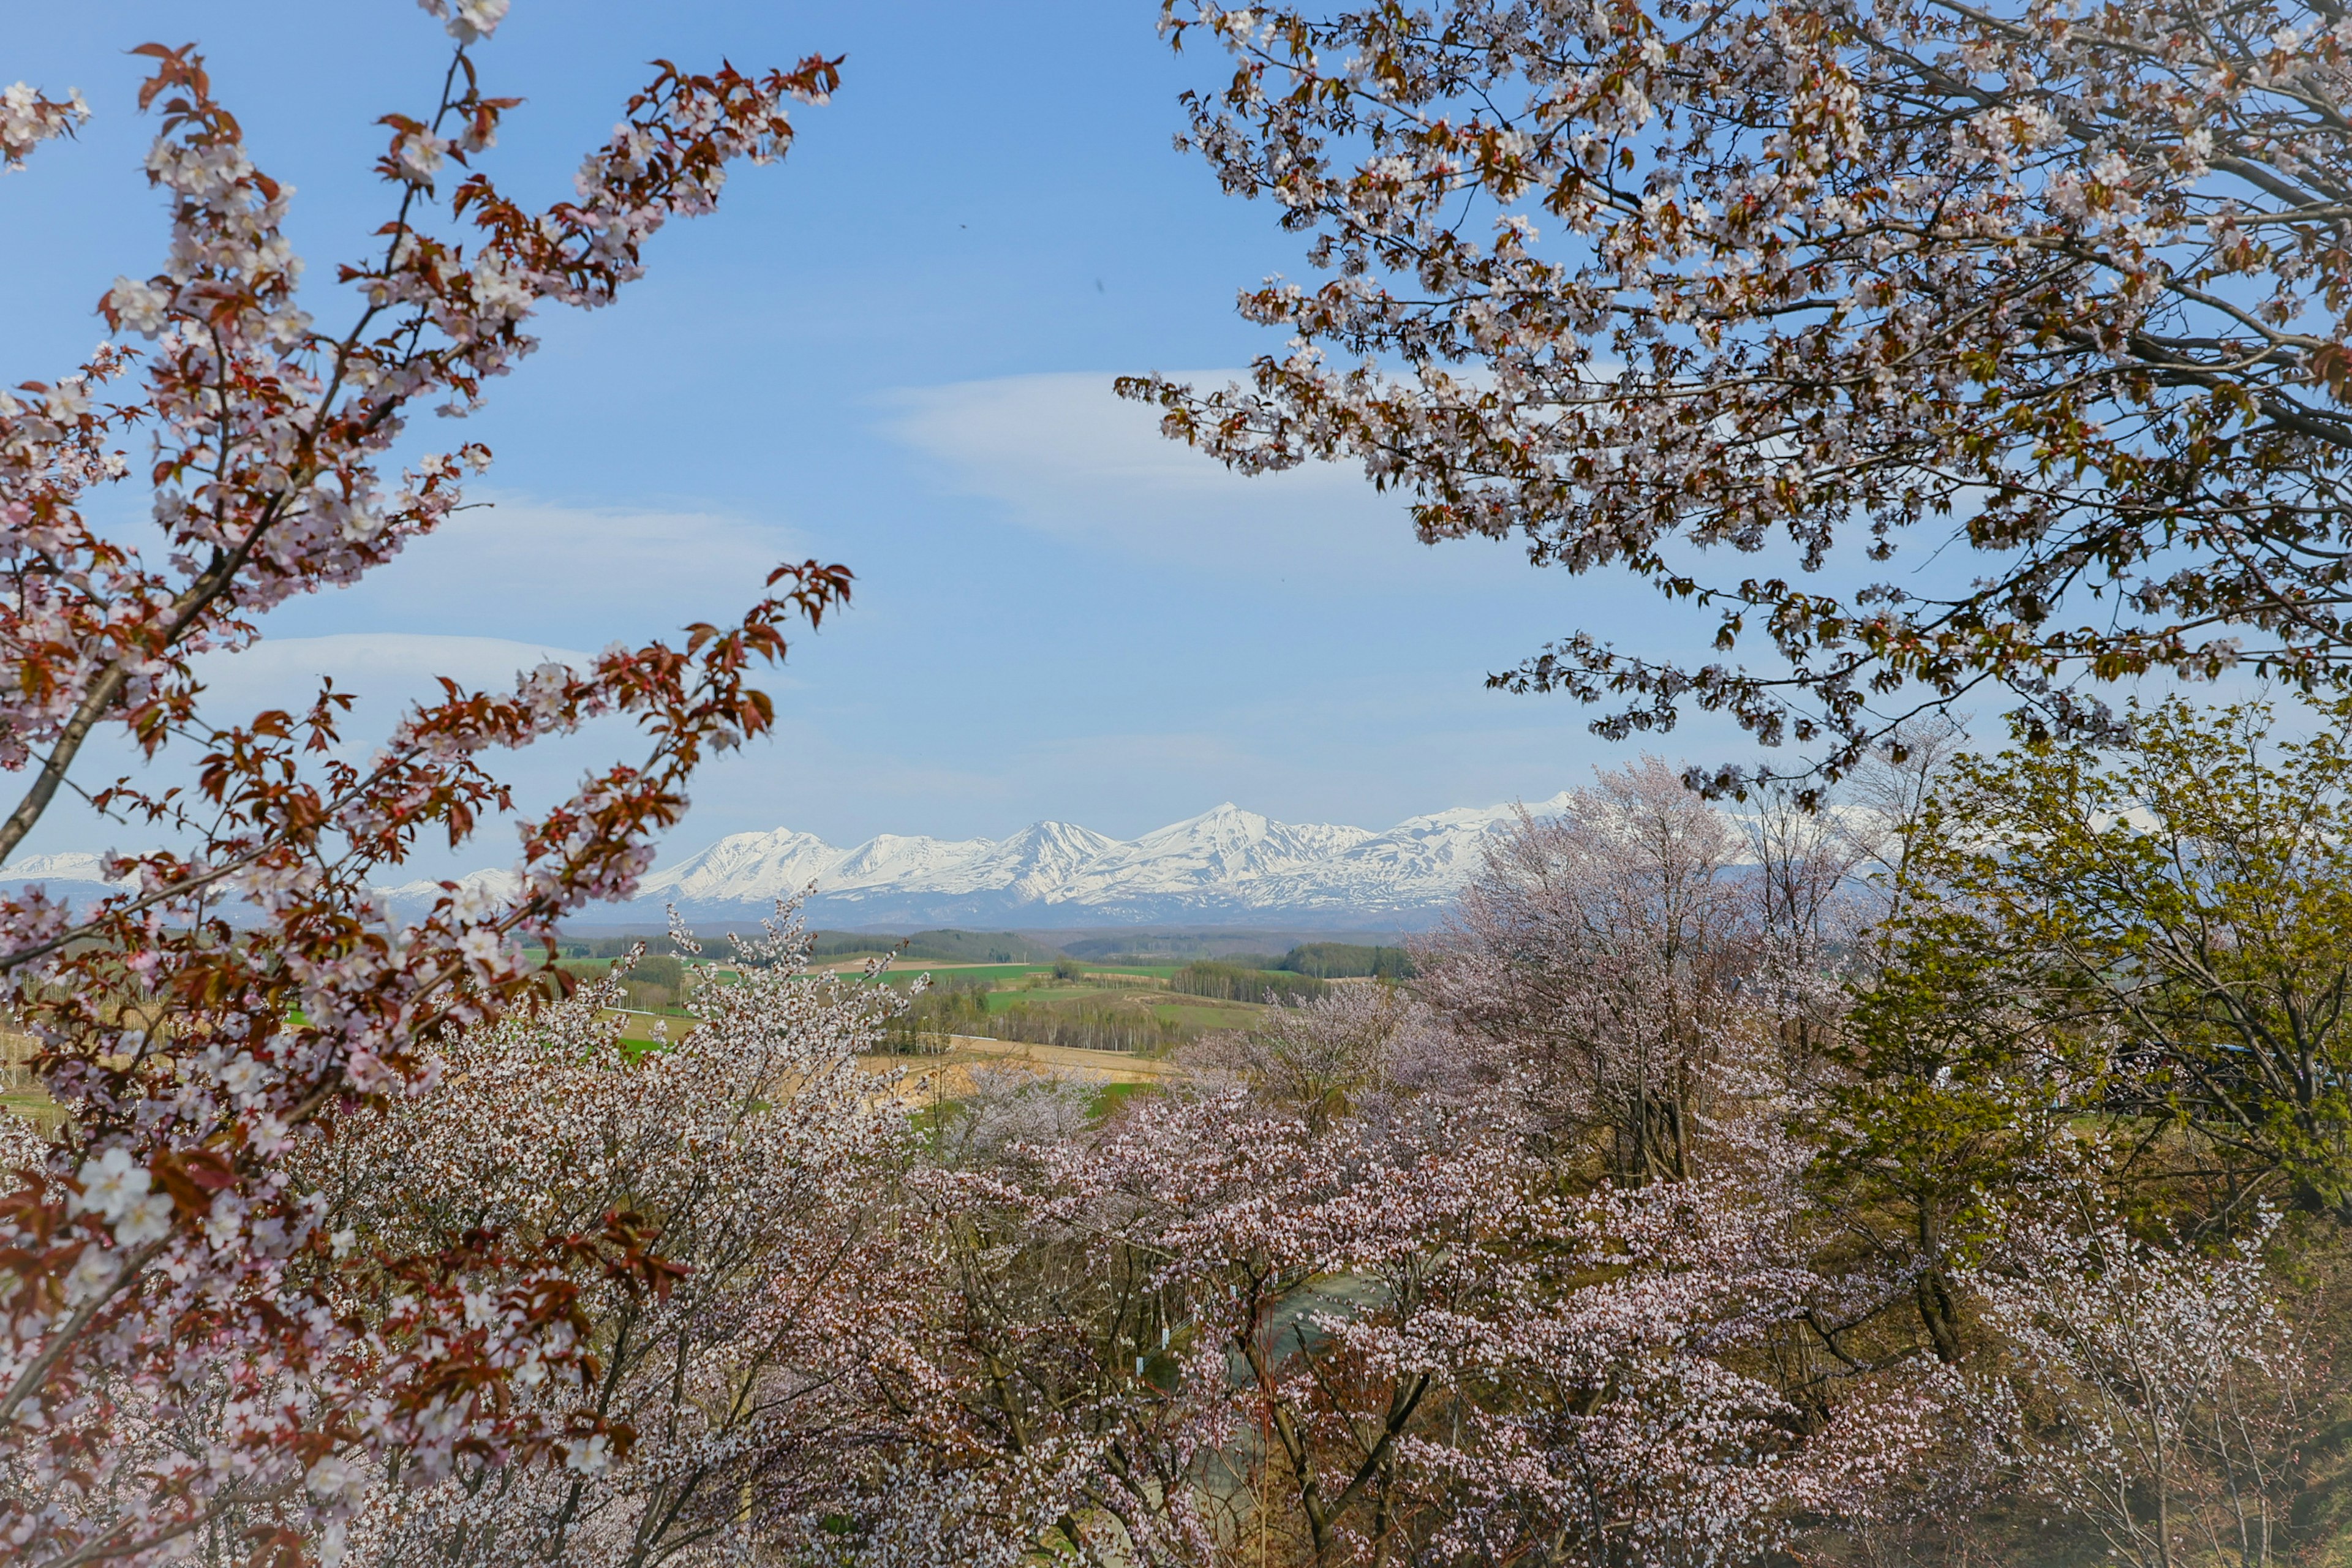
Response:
2,1,1762,871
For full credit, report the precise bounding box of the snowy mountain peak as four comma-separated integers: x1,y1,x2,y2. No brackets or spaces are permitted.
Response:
0,852,118,884
979,822,1125,899
1385,790,1577,838
1128,802,1273,856
548,794,1565,927
2,793,1583,930
370,867,523,908
639,829,838,904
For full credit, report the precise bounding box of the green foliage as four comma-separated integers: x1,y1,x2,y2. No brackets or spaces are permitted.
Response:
1823,955,2074,1360
547,952,692,1015
880,978,1189,1057
1274,942,1416,979
1089,1080,1156,1118
1205,944,1415,978
630,954,685,991
878,979,992,1053
562,933,695,960
1169,961,1329,1004
809,929,1063,964
1853,695,2352,1226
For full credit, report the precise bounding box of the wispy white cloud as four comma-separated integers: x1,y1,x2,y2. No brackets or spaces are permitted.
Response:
883,371,1408,565
192,633,594,720
270,494,800,642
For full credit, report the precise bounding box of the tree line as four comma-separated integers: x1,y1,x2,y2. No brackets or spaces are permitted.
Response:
1211,942,1417,980
880,978,1191,1057
1167,960,1332,1004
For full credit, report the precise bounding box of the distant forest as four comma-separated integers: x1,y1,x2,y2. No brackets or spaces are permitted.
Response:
803,929,1063,964
1060,930,1410,963
556,928,1415,978
1212,941,1416,980
880,982,1189,1057
1168,962,1331,1004
556,929,1061,965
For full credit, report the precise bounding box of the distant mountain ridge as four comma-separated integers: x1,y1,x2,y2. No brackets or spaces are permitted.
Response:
2,795,1577,929
585,796,1572,927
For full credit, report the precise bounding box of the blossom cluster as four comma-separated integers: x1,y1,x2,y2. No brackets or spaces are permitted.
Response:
0,11,848,1564
301,916,918,1565
1131,0,2352,780
0,81,86,175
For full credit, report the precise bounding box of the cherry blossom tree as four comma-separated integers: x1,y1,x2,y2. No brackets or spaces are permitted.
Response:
930,1064,1100,1172
1128,0,2352,783
1415,758,1761,1181
304,919,915,1568
888,989,1933,1566
1962,1201,2308,1568
0,9,850,1562
1175,979,1421,1135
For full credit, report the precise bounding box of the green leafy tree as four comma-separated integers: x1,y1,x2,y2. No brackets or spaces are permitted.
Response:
1857,698,2352,1231
1826,935,2079,1363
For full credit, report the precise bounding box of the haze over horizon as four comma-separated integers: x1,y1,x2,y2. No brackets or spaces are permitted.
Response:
4,791,1590,932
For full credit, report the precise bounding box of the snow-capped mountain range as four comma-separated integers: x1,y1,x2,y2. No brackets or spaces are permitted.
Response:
601,796,1573,926
593,794,1577,925
0,796,1575,929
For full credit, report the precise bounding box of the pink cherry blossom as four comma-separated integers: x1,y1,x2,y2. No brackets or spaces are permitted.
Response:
0,13,849,1564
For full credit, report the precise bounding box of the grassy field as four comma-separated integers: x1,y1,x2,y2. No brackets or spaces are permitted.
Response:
982,984,1090,1012
556,955,1187,988
601,1008,697,1046
876,962,1055,987
860,963,1183,990
2,1090,61,1129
